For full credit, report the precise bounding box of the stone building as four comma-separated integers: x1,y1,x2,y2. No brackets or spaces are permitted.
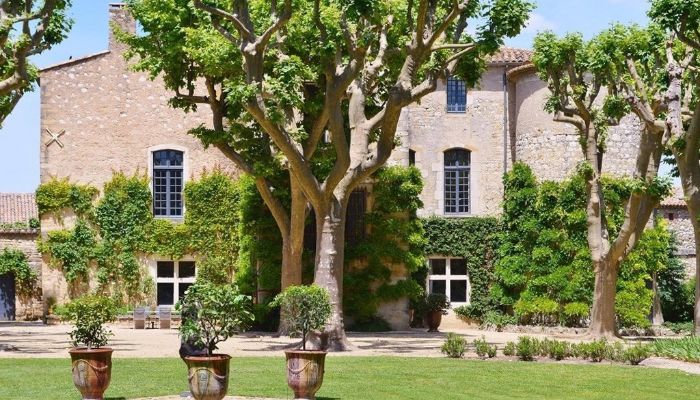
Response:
657,187,697,278
31,4,647,327
0,194,42,321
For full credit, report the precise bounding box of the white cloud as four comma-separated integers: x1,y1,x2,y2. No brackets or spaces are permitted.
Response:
522,13,558,35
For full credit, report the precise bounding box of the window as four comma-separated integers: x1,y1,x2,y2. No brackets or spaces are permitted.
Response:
668,212,675,221
345,189,367,245
408,149,416,166
444,149,470,214
428,258,470,305
153,149,184,217
155,260,196,306
446,77,467,113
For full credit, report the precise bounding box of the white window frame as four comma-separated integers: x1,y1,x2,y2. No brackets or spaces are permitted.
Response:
427,257,471,307
154,260,196,307
147,144,189,221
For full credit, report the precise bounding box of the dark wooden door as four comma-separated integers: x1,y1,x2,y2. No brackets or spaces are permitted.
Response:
0,273,16,321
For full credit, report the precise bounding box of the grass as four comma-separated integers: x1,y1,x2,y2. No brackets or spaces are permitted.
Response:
0,356,698,400
653,336,700,363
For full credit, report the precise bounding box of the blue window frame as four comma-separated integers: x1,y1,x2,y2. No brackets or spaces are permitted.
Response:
444,149,470,214
153,150,184,217
446,77,467,113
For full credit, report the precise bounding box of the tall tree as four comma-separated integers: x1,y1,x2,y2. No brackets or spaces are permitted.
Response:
0,0,72,124
532,29,671,338
649,0,700,335
126,0,532,350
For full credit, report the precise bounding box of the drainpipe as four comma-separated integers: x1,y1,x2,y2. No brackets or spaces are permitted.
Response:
503,66,510,176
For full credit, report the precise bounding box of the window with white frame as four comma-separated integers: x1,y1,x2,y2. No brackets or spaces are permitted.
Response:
427,258,470,306
153,149,184,217
156,260,196,306
444,148,470,214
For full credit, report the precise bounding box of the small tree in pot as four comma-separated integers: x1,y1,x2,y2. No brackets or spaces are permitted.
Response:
64,295,117,400
272,285,332,400
424,293,450,332
179,282,253,400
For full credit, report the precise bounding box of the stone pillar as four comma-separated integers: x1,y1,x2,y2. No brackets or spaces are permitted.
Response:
108,3,136,53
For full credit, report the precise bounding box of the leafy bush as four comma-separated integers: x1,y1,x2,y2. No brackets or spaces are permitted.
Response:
473,336,490,358
503,341,516,356
441,333,467,358
653,337,700,363
0,248,37,293
562,302,589,327
514,297,559,326
480,311,516,332
63,295,117,349
424,293,450,315
272,285,332,350
547,340,569,361
516,336,538,361
579,339,610,362
623,343,652,365
453,304,481,321
663,321,694,334
179,283,254,355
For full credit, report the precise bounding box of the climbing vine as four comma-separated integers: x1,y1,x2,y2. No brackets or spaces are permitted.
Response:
0,248,37,293
422,216,502,319
344,166,426,328
36,178,98,216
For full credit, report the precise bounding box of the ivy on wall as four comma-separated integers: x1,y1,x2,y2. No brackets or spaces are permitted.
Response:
344,166,426,328
0,248,37,293
422,215,502,318
494,163,676,328
37,170,240,304
36,178,98,216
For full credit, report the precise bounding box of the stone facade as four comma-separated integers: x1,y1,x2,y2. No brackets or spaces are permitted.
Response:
658,188,697,279
39,5,237,306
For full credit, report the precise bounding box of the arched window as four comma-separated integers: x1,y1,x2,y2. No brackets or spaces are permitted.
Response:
444,148,470,214
153,149,184,217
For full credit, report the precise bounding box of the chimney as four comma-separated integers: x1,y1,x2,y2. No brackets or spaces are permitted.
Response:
108,3,136,52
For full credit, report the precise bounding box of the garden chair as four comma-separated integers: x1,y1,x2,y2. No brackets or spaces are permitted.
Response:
158,306,171,329
133,307,146,329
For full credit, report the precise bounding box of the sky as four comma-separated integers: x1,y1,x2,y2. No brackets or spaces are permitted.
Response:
0,0,653,192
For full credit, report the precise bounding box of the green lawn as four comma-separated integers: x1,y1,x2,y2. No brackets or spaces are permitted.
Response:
1,357,698,400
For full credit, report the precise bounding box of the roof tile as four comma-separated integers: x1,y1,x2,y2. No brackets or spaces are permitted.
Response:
489,47,533,64
0,193,38,225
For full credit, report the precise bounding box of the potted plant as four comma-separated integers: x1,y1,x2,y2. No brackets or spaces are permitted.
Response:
424,293,450,332
272,285,332,400
64,295,118,400
179,282,253,400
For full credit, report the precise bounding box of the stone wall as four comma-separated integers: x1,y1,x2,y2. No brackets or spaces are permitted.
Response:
658,207,697,279
390,67,508,218
512,72,641,182
0,231,42,320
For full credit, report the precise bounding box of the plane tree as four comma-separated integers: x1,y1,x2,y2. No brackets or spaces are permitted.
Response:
0,0,72,124
532,27,672,338
125,0,533,350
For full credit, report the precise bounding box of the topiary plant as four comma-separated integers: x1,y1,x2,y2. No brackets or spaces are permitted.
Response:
63,295,118,350
272,285,332,350
179,282,254,356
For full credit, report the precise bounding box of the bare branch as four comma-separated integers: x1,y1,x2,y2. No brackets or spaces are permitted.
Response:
193,0,253,40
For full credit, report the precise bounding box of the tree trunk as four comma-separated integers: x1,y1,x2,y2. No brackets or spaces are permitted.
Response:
651,272,664,326
589,259,619,339
281,177,306,290
689,202,700,336
309,198,352,351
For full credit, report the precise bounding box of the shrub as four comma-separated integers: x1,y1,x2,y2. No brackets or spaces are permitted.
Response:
179,283,254,355
653,337,700,363
503,341,516,356
272,285,332,350
514,297,559,326
424,293,450,315
473,336,489,358
580,339,610,362
487,344,497,358
480,311,516,332
663,321,693,334
548,340,569,361
441,333,467,358
623,343,652,365
453,304,481,322
63,295,117,349
608,341,626,362
562,302,589,327
516,336,538,361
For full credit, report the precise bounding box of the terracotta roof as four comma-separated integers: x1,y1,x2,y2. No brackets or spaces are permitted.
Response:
489,47,533,65
40,50,111,73
0,193,38,225
660,186,687,208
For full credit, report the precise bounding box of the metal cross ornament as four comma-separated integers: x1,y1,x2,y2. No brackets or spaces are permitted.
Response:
45,128,65,148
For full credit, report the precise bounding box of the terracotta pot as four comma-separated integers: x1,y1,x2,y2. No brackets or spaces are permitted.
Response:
285,350,327,400
184,354,231,400
69,347,113,400
426,310,443,332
